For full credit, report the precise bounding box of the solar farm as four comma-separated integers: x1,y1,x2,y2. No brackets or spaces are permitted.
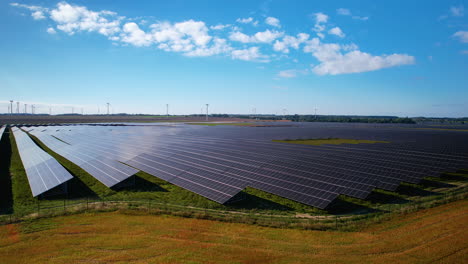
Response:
1,122,467,209
0,121,467,263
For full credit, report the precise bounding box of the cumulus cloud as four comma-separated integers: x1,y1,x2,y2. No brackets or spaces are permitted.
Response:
49,2,122,36
314,12,328,24
273,33,309,53
304,38,414,75
120,22,152,47
313,12,328,37
229,29,283,43
453,31,468,43
10,2,415,73
185,38,232,57
328,27,345,38
47,27,57,34
231,47,268,62
265,17,280,27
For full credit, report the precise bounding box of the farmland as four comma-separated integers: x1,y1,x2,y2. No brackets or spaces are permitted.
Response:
0,200,466,264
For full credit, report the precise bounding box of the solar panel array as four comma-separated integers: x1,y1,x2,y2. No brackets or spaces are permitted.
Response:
11,127,73,197
26,123,468,208
26,127,138,188
0,126,5,141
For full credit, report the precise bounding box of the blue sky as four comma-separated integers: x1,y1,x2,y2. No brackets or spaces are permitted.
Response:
1,0,467,117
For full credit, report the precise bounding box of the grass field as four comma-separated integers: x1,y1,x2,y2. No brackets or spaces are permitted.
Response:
272,138,389,146
0,200,466,264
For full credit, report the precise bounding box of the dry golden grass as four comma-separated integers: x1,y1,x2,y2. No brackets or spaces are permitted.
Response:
0,200,466,264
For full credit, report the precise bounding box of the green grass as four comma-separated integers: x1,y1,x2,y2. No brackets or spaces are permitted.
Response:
273,138,389,146
187,122,254,126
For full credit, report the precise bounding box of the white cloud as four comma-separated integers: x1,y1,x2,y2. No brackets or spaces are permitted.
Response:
450,5,464,17
148,20,213,52
336,8,368,21
32,10,46,20
336,8,351,16
210,24,230,30
49,2,122,36
173,20,211,46
461,50,468,55
120,22,152,47
304,37,414,75
236,17,258,26
184,38,232,57
236,17,253,23
229,29,283,43
328,27,345,38
453,31,468,43
10,2,413,74
254,29,283,43
273,33,309,53
265,17,280,27
313,12,328,36
231,47,268,62
314,12,328,24
229,31,251,43
10,2,48,20
47,27,56,34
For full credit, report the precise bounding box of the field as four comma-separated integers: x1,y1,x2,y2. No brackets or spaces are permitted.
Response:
1,122,467,263
0,200,466,264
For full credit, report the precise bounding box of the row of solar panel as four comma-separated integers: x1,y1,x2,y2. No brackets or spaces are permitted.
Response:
11,128,73,197
0,126,5,142
26,125,468,209
26,129,138,188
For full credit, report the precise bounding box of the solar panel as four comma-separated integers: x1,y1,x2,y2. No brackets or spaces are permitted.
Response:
28,128,138,188
0,126,5,141
11,127,73,197
23,123,468,209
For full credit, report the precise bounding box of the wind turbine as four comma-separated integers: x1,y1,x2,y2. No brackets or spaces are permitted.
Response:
206,104,209,121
